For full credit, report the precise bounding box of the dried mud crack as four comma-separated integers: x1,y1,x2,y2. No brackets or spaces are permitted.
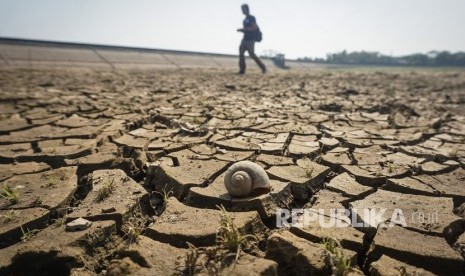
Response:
0,68,465,275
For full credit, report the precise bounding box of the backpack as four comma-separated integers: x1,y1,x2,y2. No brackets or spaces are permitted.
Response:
255,28,263,42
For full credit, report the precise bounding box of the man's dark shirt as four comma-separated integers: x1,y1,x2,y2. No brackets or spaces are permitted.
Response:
243,15,258,41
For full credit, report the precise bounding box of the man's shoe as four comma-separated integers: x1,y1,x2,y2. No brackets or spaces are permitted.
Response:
237,71,245,75
262,67,267,74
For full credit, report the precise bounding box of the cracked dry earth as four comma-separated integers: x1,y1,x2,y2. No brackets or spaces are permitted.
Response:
0,67,465,276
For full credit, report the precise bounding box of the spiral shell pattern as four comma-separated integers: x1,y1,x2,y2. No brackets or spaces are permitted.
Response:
224,161,270,197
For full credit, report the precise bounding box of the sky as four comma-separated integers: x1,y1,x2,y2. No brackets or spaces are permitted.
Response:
0,0,464,59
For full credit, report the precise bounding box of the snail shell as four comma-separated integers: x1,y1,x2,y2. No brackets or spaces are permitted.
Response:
224,161,270,197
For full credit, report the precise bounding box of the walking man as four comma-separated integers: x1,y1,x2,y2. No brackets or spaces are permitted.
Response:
237,4,266,74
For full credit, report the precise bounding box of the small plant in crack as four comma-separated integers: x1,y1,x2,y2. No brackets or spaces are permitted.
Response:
2,209,18,223
184,242,200,276
96,178,116,202
20,226,40,242
177,193,264,273
122,204,146,243
321,237,339,254
321,237,352,276
52,206,70,227
53,216,67,227
1,184,20,204
153,185,173,207
31,196,43,207
80,232,101,254
180,243,224,276
122,220,142,244
216,205,258,261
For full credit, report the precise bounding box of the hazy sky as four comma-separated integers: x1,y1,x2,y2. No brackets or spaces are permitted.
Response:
0,0,464,59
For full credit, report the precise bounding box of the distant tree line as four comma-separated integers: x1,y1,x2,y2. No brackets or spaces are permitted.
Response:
298,50,465,66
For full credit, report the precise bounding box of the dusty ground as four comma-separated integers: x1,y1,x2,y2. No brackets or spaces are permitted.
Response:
0,67,465,275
